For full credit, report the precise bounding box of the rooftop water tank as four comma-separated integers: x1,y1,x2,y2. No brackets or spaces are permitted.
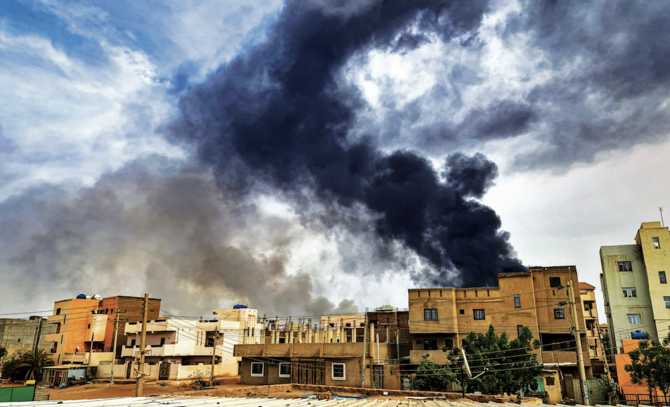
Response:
233,304,248,309
76,294,87,299
631,330,647,340
91,294,101,300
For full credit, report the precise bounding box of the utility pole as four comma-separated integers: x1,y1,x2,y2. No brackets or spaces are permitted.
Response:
210,330,219,387
110,310,120,386
135,293,149,397
88,332,95,370
567,280,590,406
33,317,43,353
361,313,368,388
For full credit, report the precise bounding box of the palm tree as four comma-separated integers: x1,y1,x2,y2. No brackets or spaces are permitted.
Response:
18,349,53,381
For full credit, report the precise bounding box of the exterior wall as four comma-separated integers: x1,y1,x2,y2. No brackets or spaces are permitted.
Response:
542,370,562,404
579,283,603,360
0,317,56,359
601,222,670,351
408,267,591,374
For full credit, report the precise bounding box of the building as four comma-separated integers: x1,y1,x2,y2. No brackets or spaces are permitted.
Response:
579,282,604,361
235,308,411,389
408,266,593,380
600,222,670,351
43,295,161,367
113,307,258,381
0,317,56,360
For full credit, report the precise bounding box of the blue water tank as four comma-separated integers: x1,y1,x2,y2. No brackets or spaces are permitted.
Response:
631,330,647,340
233,304,248,309
76,294,87,299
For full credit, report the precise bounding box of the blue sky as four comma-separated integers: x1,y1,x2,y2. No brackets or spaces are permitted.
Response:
2,0,670,318
0,0,282,199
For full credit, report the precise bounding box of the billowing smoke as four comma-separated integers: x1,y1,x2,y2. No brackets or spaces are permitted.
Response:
0,157,357,316
171,0,525,287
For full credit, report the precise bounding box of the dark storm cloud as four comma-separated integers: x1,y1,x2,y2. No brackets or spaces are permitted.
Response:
0,157,357,316
172,0,526,288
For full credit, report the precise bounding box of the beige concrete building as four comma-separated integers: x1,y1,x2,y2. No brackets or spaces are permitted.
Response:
579,282,604,361
408,266,593,380
600,222,670,351
0,317,56,361
111,308,258,381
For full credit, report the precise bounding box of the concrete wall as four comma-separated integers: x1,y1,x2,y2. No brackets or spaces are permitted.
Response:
542,370,562,404
0,317,56,360
637,223,670,342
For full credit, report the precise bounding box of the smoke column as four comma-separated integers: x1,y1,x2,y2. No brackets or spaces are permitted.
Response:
172,0,526,287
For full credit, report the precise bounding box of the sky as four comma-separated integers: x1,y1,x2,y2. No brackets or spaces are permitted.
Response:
1,0,669,321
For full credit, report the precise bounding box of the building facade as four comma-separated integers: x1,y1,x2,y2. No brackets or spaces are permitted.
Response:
112,308,258,381
408,266,593,379
579,282,604,361
0,317,56,361
44,295,160,366
600,222,670,351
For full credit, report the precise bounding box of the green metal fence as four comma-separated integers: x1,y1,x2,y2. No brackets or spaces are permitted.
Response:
0,386,36,402
573,379,606,405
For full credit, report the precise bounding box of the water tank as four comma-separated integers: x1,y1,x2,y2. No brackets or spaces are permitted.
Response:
76,294,87,299
91,294,101,300
233,304,248,309
631,330,647,340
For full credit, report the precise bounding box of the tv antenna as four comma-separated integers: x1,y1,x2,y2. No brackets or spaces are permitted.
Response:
661,207,665,228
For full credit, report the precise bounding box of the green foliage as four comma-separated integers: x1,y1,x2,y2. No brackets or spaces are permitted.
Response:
602,333,613,361
624,332,670,398
445,325,543,396
599,376,618,405
0,355,28,380
16,349,54,381
411,354,455,391
0,346,7,359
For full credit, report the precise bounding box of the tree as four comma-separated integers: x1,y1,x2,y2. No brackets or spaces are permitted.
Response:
411,354,455,391
445,325,543,396
0,346,6,359
17,349,53,381
625,332,670,400
602,332,613,362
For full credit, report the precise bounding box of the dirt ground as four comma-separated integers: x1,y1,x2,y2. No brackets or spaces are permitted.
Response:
50,382,369,401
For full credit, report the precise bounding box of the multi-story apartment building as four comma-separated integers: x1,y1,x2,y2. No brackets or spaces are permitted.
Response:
408,266,593,379
235,307,411,389
600,222,670,351
579,282,603,361
116,307,258,381
0,317,56,359
44,295,160,366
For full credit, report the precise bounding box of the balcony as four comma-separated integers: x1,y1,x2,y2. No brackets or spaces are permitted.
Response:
125,320,171,334
63,353,87,363
122,344,179,357
47,315,64,324
44,333,61,343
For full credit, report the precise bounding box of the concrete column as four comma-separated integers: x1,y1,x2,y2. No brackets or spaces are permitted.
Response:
370,323,375,344
352,320,357,343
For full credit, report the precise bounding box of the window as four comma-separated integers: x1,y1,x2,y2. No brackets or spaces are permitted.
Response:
329,323,334,327
424,309,438,321
554,309,565,319
623,287,637,298
618,261,632,271
627,314,641,324
444,339,453,350
653,237,660,249
131,339,136,347
660,271,667,284
332,363,345,380
251,362,264,377
514,294,521,308
416,340,422,345
17,338,20,343
546,377,555,386
278,337,286,344
160,338,166,346
473,309,485,320
279,363,291,378
549,277,561,287
56,308,61,315
664,296,670,309
360,323,365,327
345,323,351,327
584,302,589,311
423,339,438,350
87,324,91,329
459,309,465,315
517,325,524,336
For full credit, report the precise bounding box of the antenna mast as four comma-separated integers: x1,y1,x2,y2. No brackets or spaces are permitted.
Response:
661,207,665,228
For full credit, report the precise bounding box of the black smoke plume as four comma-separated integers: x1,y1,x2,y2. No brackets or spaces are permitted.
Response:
172,0,525,287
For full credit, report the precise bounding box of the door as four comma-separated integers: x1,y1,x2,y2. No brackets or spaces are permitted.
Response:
291,361,325,385
372,365,384,389
159,362,170,380
126,362,133,379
